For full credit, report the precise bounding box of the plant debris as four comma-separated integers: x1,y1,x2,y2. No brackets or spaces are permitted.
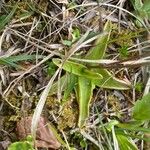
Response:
16,116,61,149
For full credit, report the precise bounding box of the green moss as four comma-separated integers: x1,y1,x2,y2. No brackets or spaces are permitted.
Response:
57,100,78,130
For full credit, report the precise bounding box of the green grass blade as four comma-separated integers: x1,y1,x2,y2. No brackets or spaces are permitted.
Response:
0,4,17,31
18,11,34,20
3,54,43,62
0,54,43,68
0,58,21,68
77,77,95,128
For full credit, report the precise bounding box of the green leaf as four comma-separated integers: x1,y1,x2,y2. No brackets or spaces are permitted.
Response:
133,0,143,11
116,125,150,133
8,136,35,150
62,40,72,46
83,21,130,90
63,74,77,101
80,139,87,148
116,133,138,150
72,28,80,42
0,5,17,31
115,130,150,145
48,74,77,97
47,61,57,76
52,21,130,129
85,21,112,60
48,75,67,96
117,121,144,129
142,0,150,17
117,132,150,141
52,58,102,80
77,77,95,127
131,0,150,18
105,120,119,132
8,142,35,150
134,15,145,27
92,69,131,90
133,93,150,121
142,0,150,13
116,121,150,133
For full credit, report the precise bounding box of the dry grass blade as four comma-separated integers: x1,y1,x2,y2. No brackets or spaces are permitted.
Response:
7,28,63,56
112,126,119,150
72,57,150,68
144,77,150,95
3,54,53,97
31,68,60,140
81,130,101,149
67,2,149,32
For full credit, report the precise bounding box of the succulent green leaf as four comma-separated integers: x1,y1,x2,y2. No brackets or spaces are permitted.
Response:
52,58,102,80
117,124,150,133
133,0,143,11
48,75,67,95
77,77,95,127
85,21,112,60
133,93,150,121
142,0,150,17
8,142,35,150
105,120,119,132
52,21,131,128
92,69,131,90
8,136,35,150
48,74,77,97
116,133,138,150
63,74,77,101
131,0,150,18
117,121,144,129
